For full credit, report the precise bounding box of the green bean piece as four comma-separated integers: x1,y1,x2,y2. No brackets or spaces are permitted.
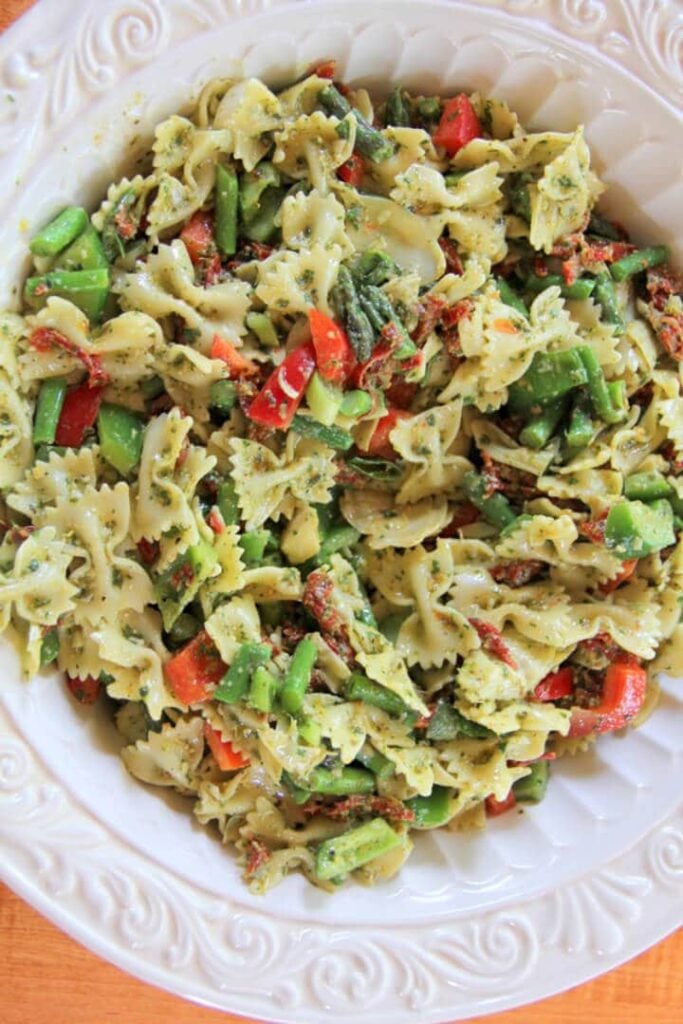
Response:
166,612,201,649
513,761,549,803
507,349,589,413
624,472,674,502
40,629,60,667
345,456,402,482
239,529,273,567
140,375,165,400
246,311,279,348
339,389,373,418
53,224,109,272
30,206,89,257
298,717,322,747
587,212,622,241
384,85,411,127
406,786,456,829
607,380,627,418
378,610,410,645
209,379,237,415
357,283,414,356
519,397,569,450
576,346,625,425
345,672,411,718
24,267,111,322
215,164,238,256
314,525,362,566
610,245,669,282
154,539,219,631
319,85,396,163
495,276,528,319
564,394,593,455
415,96,442,123
280,636,318,715
305,372,343,426
355,744,395,779
214,642,272,704
307,765,375,797
333,265,375,362
444,170,468,187
242,187,285,244
239,162,280,217
281,771,311,804
97,403,143,476
248,665,279,713
426,701,495,741
351,249,398,287
217,479,240,526
462,471,517,531
604,499,675,560
594,270,625,335
316,818,401,880
291,413,353,450
522,271,595,300
33,378,68,446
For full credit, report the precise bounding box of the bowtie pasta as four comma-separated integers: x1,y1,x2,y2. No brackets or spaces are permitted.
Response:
2,66,682,893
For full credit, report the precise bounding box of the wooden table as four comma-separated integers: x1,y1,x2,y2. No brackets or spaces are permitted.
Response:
0,1,680,1021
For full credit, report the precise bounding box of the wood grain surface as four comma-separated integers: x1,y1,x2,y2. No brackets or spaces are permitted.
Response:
0,1,680,1022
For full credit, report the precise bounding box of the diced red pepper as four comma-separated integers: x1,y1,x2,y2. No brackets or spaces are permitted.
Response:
579,509,608,544
203,722,250,771
485,791,517,817
534,667,574,702
308,308,356,385
207,508,225,534
180,210,215,264
29,327,110,387
164,630,226,705
361,407,411,461
432,94,481,156
54,382,103,447
599,558,638,595
569,659,647,737
439,501,481,536
469,618,518,669
211,333,258,378
247,343,316,429
66,675,101,704
312,60,337,80
337,153,365,187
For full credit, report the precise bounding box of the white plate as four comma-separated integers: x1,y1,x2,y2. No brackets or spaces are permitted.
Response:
0,1,682,1021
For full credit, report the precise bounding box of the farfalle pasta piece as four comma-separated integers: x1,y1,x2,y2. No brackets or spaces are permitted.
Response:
122,715,206,794
7,447,101,520
0,527,78,630
213,78,282,171
255,243,343,318
0,372,33,490
155,343,226,437
204,594,261,665
273,110,355,192
199,525,245,614
389,399,473,503
343,191,445,285
278,188,353,257
529,128,603,253
340,489,450,549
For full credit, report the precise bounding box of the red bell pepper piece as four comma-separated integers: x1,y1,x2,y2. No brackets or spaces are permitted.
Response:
469,618,518,670
247,343,316,429
361,407,411,461
164,630,226,705
432,94,481,156
534,667,574,702
66,675,101,704
211,333,258,378
29,327,110,387
180,210,215,264
203,722,250,770
569,659,647,737
312,60,337,80
485,791,517,817
337,153,365,187
54,382,103,447
308,308,356,385
599,558,638,595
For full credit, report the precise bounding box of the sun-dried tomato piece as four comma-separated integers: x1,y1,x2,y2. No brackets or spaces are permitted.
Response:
469,618,518,669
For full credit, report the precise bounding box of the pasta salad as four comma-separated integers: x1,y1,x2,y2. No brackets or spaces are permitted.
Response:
1,64,682,891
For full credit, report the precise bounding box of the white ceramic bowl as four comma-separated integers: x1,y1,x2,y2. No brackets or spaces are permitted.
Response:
0,2,682,1021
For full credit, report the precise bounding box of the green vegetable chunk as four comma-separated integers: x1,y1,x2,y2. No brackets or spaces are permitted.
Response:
291,413,353,450
610,245,669,282
218,479,240,526
319,85,396,163
215,164,238,256
140,375,165,400
246,311,279,348
298,717,322,747
594,270,624,335
166,612,201,649
33,378,68,446
576,346,625,425
40,629,60,666
249,665,280,713
29,206,89,257
522,271,595,300
513,761,549,803
154,539,219,631
305,372,343,426
519,398,568,450
507,349,589,413
345,672,411,718
426,701,494,741
97,403,143,476
351,249,398,287
355,744,395,779
406,786,456,829
315,818,401,880
624,472,674,502
214,642,271,704
210,379,237,414
53,224,109,272
339,389,372,418
314,524,362,566
345,456,402,482
280,636,318,715
333,264,375,362
307,765,375,796
239,529,272,566
604,499,675,560
384,85,411,128
564,394,593,456
462,471,517,531
25,267,110,322
496,276,528,318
